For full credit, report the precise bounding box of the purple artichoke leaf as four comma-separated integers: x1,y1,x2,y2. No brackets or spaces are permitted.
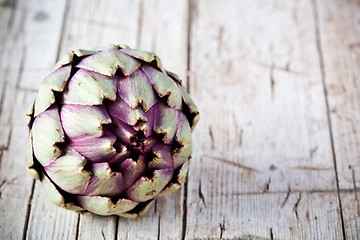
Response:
60,104,111,139
141,65,182,109
117,68,157,111
69,128,116,163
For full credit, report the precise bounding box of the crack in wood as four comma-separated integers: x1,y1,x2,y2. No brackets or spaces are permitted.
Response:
351,169,360,216
21,179,35,240
269,227,274,240
281,186,291,208
198,181,206,207
219,217,225,239
74,214,80,240
263,177,271,193
209,126,215,149
227,188,360,197
290,165,332,171
309,146,318,159
101,230,106,240
157,215,161,240
114,216,119,240
311,0,346,237
203,154,260,172
181,0,194,239
293,192,302,220
270,63,275,100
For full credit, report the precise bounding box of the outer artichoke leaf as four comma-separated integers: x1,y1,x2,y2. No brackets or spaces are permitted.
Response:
25,98,35,130
53,52,74,71
42,174,67,206
77,195,138,216
118,200,155,218
148,144,174,169
32,107,65,166
84,162,125,197
60,104,111,139
53,50,96,71
178,84,200,129
44,147,91,194
141,65,182,109
73,49,98,57
76,49,141,77
157,184,181,197
42,175,86,212
173,112,192,168
153,103,180,144
124,168,173,202
166,70,182,84
34,66,71,117
118,69,157,111
62,69,117,105
119,156,146,189
107,97,146,126
69,129,116,163
95,44,119,51
24,134,40,180
120,48,156,63
158,158,190,197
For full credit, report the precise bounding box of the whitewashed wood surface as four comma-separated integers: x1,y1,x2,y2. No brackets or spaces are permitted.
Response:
0,0,359,239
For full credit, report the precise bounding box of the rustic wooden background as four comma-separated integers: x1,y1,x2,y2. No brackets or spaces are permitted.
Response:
0,0,359,239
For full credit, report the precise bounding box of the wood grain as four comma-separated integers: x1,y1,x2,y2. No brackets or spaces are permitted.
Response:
0,0,359,239
186,0,344,238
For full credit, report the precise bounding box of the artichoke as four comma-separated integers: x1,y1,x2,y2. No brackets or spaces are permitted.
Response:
25,44,199,218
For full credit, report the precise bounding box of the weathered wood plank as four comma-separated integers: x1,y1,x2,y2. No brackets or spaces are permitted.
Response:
314,0,360,237
0,90,34,239
0,0,67,238
186,0,343,238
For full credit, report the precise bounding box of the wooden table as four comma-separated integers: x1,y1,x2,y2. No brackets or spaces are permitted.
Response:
0,0,359,239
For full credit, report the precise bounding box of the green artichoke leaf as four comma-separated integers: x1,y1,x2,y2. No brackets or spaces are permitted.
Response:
32,107,65,166
44,147,91,195
76,50,141,77
42,174,86,212
153,103,180,144
77,196,138,216
173,112,192,168
178,84,200,130
124,168,173,202
141,65,182,110
158,158,190,197
118,200,155,219
25,98,35,131
34,66,71,117
24,134,40,180
120,48,156,63
62,69,117,105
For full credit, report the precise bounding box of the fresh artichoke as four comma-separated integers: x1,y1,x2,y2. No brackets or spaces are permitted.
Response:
25,44,199,218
